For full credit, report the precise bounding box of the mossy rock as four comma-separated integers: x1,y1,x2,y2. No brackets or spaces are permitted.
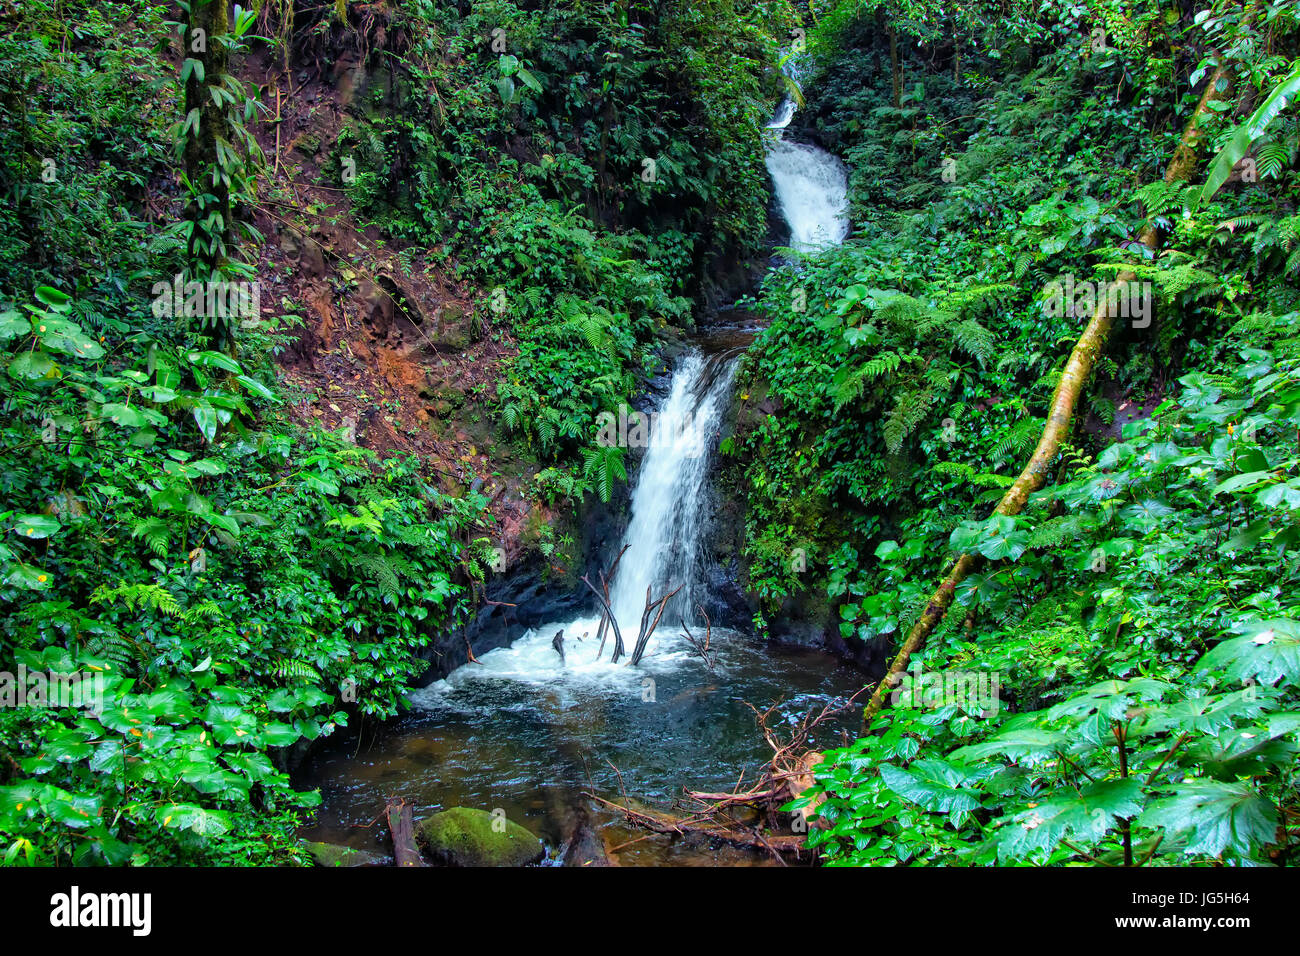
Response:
415,807,543,867
302,841,384,867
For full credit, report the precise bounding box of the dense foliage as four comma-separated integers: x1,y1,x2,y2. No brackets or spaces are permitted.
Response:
334,0,795,480
4,0,1300,869
0,0,799,866
739,0,1300,864
0,1,493,865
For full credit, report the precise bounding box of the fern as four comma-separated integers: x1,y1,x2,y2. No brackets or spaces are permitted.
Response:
883,388,934,455
991,417,1042,467
952,319,996,369
1026,514,1088,550
273,659,321,682
932,460,1015,488
132,517,170,558
581,444,627,503
90,582,184,618
1132,179,1181,218
83,632,137,672
833,350,909,411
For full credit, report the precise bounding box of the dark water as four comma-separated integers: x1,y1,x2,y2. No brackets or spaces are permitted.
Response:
296,627,863,866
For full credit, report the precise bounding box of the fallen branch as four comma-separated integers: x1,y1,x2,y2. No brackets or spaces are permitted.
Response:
629,584,682,665
383,797,423,868
581,572,628,664
585,792,807,859
590,546,628,662
680,606,716,673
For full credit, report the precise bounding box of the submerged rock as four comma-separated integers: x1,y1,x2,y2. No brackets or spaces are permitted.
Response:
415,807,543,867
562,822,615,867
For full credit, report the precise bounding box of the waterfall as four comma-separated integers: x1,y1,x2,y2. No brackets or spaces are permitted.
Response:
419,89,850,692
765,139,850,252
766,97,797,129
764,84,850,253
608,352,737,631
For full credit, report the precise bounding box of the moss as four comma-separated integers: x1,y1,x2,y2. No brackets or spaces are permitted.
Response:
414,807,543,867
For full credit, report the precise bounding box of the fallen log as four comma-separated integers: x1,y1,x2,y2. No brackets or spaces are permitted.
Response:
586,792,808,859
384,797,423,868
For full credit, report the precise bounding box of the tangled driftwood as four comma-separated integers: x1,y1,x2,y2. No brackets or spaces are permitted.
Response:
589,686,867,863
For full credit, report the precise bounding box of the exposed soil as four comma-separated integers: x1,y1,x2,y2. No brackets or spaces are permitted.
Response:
240,43,545,553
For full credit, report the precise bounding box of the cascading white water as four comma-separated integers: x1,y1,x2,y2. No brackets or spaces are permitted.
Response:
764,82,850,253
766,97,797,129
765,138,850,252
415,88,849,700
416,351,736,695
608,352,736,630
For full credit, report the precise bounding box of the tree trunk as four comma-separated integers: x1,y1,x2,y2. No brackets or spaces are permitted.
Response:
384,797,423,868
858,61,1236,728
183,0,232,279
889,26,902,109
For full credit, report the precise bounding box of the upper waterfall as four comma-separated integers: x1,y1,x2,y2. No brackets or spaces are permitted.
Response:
764,90,850,253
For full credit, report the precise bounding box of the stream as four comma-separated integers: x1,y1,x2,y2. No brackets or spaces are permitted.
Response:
296,99,855,866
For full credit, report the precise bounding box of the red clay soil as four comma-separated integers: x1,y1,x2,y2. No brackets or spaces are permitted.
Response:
240,45,543,548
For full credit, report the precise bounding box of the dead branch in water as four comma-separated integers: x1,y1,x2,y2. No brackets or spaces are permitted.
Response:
587,689,868,864
678,686,870,840
679,605,715,673
581,572,628,663
584,791,806,861
584,545,680,667
629,584,682,665
590,545,628,663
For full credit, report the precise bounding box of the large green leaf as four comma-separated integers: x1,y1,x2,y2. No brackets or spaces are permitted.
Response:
994,779,1143,862
1139,781,1278,858
879,759,983,821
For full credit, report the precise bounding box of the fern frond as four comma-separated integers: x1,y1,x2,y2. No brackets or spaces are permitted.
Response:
90,582,183,618
132,517,170,558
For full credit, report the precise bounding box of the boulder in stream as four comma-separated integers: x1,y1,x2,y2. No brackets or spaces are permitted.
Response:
415,807,544,867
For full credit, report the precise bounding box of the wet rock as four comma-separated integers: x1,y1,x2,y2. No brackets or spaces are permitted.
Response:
358,278,395,327
699,558,751,630
300,236,327,277
295,133,322,157
562,822,614,867
427,303,469,350
415,807,543,867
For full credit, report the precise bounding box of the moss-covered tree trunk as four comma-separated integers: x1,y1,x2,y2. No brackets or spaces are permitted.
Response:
183,0,231,280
